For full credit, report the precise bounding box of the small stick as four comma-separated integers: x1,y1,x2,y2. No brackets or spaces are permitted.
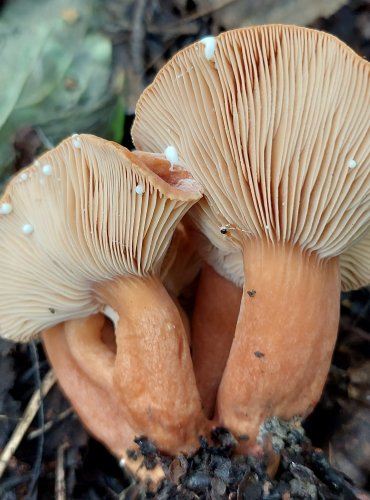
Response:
0,370,56,478
55,443,68,500
27,407,74,440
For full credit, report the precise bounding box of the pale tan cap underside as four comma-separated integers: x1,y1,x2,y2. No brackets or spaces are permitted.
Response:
340,227,370,292
189,201,243,287
0,134,202,341
132,25,370,290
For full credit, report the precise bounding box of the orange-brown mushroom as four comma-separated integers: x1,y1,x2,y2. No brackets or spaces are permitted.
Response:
0,134,206,456
191,262,242,418
185,207,243,418
132,25,370,448
42,315,136,459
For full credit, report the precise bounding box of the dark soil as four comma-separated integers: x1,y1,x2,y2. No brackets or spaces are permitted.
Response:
124,423,368,499
0,0,369,498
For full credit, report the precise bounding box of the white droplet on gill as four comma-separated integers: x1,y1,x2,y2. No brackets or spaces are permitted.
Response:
164,145,179,166
200,36,216,61
22,224,34,235
42,164,52,176
0,203,12,215
71,133,81,149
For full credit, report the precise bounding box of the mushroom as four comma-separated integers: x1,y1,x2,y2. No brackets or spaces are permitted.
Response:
161,211,243,418
132,26,370,448
0,134,206,455
186,205,243,418
191,261,242,418
42,315,140,472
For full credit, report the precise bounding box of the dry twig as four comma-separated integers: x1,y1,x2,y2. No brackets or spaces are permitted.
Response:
27,407,74,440
55,443,68,500
0,370,56,478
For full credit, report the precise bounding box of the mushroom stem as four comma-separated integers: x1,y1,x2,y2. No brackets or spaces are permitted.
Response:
43,317,164,484
42,318,135,457
96,275,206,455
191,264,242,418
216,240,341,449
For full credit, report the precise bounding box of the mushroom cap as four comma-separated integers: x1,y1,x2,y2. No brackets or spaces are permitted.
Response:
132,25,370,288
0,134,202,341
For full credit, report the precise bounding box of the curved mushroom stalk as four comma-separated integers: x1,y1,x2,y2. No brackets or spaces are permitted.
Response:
56,281,207,456
42,317,165,484
216,240,341,449
191,264,242,418
42,317,134,458
94,275,207,455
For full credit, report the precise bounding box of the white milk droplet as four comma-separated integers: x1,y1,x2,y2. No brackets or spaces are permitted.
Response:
0,203,12,215
42,164,52,175
164,145,178,166
200,36,216,60
22,224,34,235
71,133,81,149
